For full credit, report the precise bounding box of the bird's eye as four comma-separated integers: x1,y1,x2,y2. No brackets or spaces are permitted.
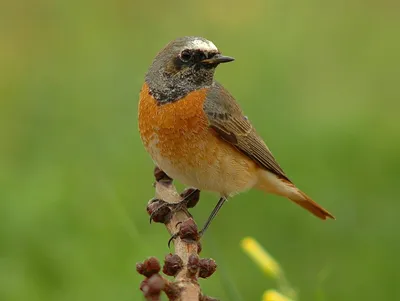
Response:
179,49,193,63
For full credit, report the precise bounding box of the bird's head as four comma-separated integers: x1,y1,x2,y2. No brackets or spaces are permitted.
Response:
145,36,234,103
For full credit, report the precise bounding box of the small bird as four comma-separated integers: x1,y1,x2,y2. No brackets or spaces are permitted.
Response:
138,36,334,234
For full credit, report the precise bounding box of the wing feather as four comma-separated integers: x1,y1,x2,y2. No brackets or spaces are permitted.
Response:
204,82,290,182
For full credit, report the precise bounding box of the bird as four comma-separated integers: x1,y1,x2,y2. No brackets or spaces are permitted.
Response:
138,36,334,235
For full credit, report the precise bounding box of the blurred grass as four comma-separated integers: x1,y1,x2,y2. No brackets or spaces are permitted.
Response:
0,0,399,300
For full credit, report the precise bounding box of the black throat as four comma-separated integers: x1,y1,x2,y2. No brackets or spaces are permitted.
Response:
145,61,216,104
145,77,198,104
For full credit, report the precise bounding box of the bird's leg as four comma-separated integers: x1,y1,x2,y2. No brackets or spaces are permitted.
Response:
167,196,226,247
199,196,227,237
149,188,200,223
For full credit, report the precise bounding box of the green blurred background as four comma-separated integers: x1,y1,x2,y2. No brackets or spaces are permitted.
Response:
1,0,399,300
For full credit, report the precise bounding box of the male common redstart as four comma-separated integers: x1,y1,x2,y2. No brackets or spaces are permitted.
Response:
139,36,334,234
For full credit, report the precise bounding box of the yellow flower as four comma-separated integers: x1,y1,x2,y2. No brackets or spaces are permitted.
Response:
263,290,293,301
241,237,282,278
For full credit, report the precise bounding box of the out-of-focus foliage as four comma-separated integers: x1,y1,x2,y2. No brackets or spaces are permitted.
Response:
263,290,293,301
241,237,295,300
0,0,399,300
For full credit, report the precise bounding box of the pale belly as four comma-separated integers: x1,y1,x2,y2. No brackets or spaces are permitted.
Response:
145,134,259,197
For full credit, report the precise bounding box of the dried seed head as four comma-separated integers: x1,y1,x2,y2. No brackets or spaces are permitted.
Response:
163,254,183,276
187,254,200,275
136,257,161,278
180,188,200,208
198,258,217,278
179,219,199,242
147,199,171,224
147,274,165,294
140,274,164,299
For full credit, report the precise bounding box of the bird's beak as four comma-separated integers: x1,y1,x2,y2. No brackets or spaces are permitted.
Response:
201,54,235,64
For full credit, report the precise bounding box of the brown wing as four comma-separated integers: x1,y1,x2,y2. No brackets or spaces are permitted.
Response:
204,82,291,182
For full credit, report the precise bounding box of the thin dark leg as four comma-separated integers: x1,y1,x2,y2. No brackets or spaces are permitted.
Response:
199,196,227,236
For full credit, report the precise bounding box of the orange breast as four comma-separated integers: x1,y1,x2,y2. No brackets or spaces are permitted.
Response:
138,83,214,165
138,83,258,195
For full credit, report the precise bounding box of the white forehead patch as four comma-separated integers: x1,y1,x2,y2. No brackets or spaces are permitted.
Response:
189,39,218,51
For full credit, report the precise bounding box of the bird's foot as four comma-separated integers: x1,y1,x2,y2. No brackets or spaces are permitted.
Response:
148,199,190,224
167,219,201,249
167,196,226,247
147,187,200,224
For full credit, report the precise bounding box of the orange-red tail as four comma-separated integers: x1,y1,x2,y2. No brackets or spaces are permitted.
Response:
289,190,335,220
257,170,335,220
